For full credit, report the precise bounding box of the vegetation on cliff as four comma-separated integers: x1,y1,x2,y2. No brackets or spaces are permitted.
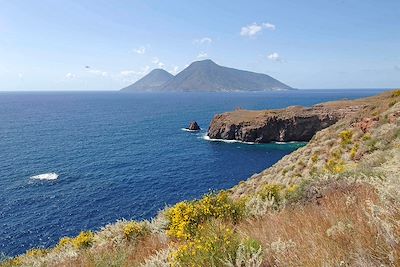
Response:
2,90,400,267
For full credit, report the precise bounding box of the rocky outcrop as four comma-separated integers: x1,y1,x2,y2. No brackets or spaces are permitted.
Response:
187,121,201,131
207,101,365,143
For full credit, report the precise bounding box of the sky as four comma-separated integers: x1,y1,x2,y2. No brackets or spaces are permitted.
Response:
0,0,399,91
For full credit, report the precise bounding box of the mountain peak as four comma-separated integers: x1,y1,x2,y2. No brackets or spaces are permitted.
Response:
121,69,174,91
190,59,218,66
150,68,171,73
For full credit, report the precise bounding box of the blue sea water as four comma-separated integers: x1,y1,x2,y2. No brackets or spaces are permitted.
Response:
0,89,386,256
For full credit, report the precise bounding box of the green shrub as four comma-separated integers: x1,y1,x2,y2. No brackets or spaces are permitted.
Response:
123,221,149,240
366,138,378,152
169,222,262,267
169,222,240,266
350,143,359,160
325,158,345,174
56,231,94,250
258,184,284,202
339,130,353,146
73,231,95,249
164,191,245,240
362,133,371,141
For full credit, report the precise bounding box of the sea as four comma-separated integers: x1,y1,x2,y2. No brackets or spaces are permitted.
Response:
0,89,386,257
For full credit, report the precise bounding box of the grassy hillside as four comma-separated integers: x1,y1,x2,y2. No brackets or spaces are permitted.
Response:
2,90,400,267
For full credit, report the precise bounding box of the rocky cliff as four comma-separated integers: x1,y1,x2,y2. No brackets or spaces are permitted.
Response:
207,99,365,143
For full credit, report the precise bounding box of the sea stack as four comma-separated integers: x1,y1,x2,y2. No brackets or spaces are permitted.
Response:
187,121,201,131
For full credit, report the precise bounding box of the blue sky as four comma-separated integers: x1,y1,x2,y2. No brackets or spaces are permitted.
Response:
0,0,399,90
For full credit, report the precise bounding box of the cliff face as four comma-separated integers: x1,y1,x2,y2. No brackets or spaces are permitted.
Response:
208,101,364,143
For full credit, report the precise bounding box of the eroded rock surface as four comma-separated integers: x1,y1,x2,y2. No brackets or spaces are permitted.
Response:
207,101,364,143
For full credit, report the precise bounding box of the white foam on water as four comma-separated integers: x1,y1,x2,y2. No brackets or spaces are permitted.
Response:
30,172,59,180
202,134,255,145
273,141,304,145
181,128,200,132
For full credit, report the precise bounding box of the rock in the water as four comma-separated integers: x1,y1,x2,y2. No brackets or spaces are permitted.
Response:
188,121,201,131
207,100,365,143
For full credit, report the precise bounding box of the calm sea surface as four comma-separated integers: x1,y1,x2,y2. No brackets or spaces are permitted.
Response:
0,89,386,256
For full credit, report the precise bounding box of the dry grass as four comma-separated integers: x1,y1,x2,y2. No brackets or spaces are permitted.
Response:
54,234,168,267
238,182,400,266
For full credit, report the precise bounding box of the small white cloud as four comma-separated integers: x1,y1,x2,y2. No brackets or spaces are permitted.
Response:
87,69,108,77
240,22,276,37
267,52,281,62
133,46,146,54
65,73,76,79
120,66,150,77
193,37,212,45
197,52,208,59
262,22,276,31
18,73,23,79
170,66,179,75
152,57,165,68
120,70,137,77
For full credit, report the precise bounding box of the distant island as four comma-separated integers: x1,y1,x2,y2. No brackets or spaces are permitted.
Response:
121,59,293,92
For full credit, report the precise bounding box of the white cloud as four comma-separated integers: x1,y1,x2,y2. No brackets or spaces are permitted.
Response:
87,69,108,77
240,22,276,37
170,66,179,75
120,66,150,77
395,65,400,71
267,52,281,62
18,73,23,79
133,46,146,54
65,73,76,79
262,22,276,31
193,37,212,45
120,70,137,77
152,57,165,68
197,52,208,59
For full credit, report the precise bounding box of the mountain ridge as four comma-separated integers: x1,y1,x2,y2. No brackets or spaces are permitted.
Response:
121,59,293,92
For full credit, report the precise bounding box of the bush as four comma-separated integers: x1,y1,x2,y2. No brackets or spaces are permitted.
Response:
165,191,245,240
311,153,318,163
123,221,149,240
56,231,94,250
350,143,359,160
391,90,400,97
389,100,397,107
362,133,371,141
258,184,284,202
339,130,353,146
366,138,378,152
325,158,345,174
169,222,262,267
26,248,48,258
72,231,95,249
1,258,22,267
169,222,240,266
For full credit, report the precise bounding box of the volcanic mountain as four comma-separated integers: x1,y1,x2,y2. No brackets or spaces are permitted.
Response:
121,59,293,92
